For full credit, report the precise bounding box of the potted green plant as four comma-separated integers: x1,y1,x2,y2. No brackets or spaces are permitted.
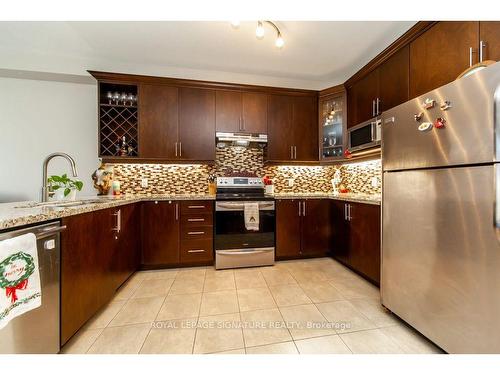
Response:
47,174,83,201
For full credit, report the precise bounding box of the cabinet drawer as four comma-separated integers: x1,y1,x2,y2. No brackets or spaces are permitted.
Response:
181,213,213,227
181,225,213,240
180,239,214,263
181,201,213,214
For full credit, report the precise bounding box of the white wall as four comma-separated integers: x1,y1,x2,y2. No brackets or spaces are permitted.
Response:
0,77,98,202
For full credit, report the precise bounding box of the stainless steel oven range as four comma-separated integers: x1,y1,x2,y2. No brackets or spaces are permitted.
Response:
215,177,275,269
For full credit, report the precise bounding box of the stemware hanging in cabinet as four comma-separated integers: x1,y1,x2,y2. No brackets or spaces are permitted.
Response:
320,92,345,159
98,82,139,158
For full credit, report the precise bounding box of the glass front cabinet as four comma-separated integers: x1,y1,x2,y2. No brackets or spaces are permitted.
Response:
319,90,345,160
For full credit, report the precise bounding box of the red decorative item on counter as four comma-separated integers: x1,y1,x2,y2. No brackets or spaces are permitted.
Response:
262,176,273,186
344,149,352,158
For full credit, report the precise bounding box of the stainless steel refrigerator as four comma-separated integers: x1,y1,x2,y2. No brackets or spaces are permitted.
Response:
381,62,500,354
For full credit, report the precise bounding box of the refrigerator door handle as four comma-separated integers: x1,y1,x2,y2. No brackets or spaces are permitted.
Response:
495,164,500,242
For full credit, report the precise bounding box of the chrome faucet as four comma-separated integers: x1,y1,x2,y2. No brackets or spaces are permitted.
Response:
42,152,78,202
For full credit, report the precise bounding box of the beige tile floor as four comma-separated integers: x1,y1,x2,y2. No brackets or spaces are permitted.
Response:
61,258,443,354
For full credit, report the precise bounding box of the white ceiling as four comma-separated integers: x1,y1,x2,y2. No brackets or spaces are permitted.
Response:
0,21,416,89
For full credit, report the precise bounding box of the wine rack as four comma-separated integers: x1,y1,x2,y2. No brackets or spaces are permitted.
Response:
98,82,139,158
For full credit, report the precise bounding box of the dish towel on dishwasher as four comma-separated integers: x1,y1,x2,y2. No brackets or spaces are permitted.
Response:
244,202,260,231
0,233,41,330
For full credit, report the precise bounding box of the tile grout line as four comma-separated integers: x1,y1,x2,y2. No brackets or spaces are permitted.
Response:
261,264,297,353
83,279,141,354
233,271,247,354
191,267,208,354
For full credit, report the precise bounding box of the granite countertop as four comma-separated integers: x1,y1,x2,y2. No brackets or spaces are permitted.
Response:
1,191,380,231
268,192,381,206
0,194,215,230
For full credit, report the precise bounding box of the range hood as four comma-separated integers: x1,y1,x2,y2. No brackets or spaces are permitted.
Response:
216,132,268,146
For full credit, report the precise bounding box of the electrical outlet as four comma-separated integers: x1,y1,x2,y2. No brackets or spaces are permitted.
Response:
141,178,148,188
371,177,379,188
287,178,294,187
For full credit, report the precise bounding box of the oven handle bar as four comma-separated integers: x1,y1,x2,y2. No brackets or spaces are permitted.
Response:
216,202,275,211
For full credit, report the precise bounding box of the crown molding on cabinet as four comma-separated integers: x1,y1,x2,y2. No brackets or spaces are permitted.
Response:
344,21,437,89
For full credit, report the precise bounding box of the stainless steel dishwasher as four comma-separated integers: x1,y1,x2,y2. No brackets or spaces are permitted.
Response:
0,221,64,353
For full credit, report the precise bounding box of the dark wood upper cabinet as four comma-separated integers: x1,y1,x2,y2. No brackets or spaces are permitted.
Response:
275,199,301,258
479,22,500,62
293,95,319,161
267,94,293,161
216,90,241,133
141,201,180,266
378,45,409,112
179,87,216,161
347,68,379,128
410,21,479,98
139,84,178,159
300,199,332,256
216,91,268,134
268,94,318,162
242,92,268,134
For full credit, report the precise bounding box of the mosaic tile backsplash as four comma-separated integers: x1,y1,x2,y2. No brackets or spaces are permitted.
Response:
109,146,381,195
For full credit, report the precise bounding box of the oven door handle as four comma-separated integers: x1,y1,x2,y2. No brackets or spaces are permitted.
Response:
216,202,275,211
217,248,274,255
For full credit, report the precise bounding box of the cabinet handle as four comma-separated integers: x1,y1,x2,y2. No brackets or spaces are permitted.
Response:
344,203,348,220
480,40,486,62
302,201,306,216
348,204,352,221
294,146,297,160
298,201,302,216
376,98,380,116
188,231,205,235
175,203,179,221
112,209,121,233
175,142,178,157
179,142,182,157
188,218,205,222
372,100,375,117
188,205,205,209
469,47,474,67
290,146,293,160
188,249,206,253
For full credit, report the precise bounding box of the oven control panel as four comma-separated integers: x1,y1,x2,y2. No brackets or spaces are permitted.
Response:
217,177,263,188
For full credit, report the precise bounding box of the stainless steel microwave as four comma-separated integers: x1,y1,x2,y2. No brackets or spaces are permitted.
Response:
347,118,381,152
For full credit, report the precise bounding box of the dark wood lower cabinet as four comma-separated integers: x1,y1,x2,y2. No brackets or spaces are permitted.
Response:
141,201,180,266
331,201,381,285
61,204,139,345
141,200,214,267
113,204,141,287
275,199,302,258
179,201,214,264
276,199,331,258
331,201,351,265
301,199,333,256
